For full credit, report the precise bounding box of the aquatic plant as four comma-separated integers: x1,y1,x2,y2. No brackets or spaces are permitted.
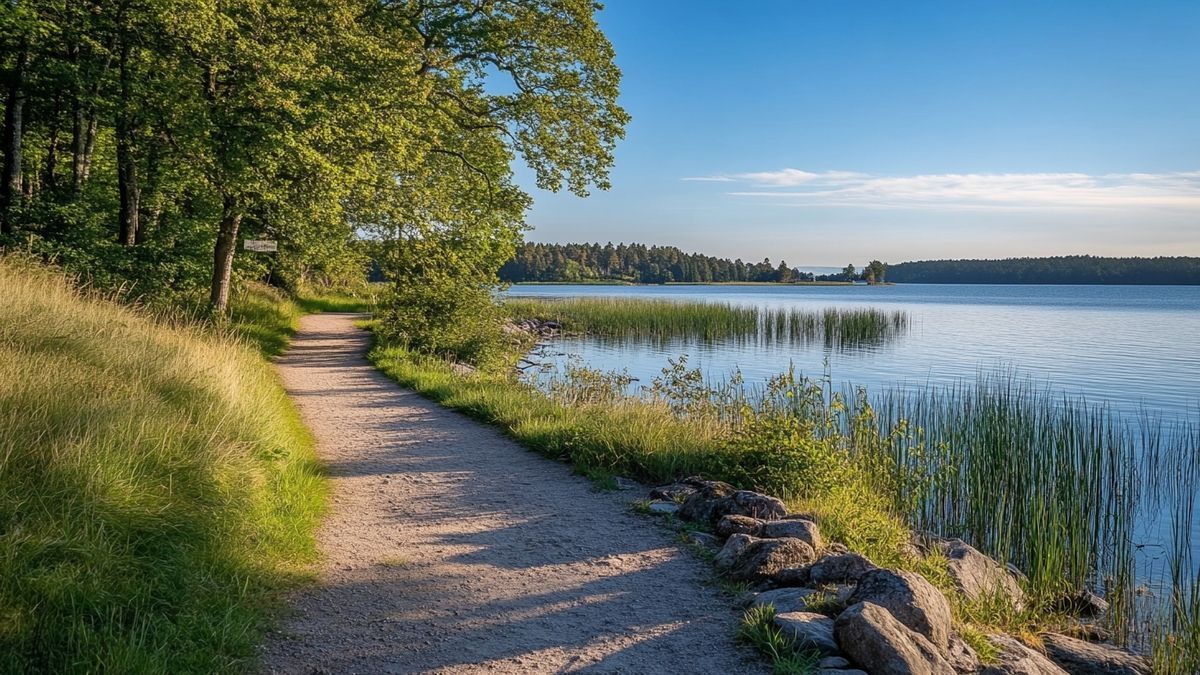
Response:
503,296,911,348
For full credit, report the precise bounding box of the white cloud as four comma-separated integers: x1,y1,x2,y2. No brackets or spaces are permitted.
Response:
685,169,1200,211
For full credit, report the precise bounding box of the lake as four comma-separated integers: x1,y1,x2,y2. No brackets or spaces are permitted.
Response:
507,283,1200,419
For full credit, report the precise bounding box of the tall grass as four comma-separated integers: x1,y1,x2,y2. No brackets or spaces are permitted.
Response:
504,296,910,348
0,259,325,672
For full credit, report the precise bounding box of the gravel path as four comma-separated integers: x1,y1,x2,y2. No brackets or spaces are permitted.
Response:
260,313,766,674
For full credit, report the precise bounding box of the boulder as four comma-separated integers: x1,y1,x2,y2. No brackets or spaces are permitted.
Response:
684,531,720,550
717,514,764,538
1051,590,1109,618
714,533,756,570
772,566,811,587
726,538,817,582
727,489,788,520
809,552,878,586
834,602,955,675
819,656,851,669
981,635,1067,675
940,539,1025,608
646,500,679,515
773,611,839,655
679,482,786,525
649,481,699,502
761,518,823,550
678,479,738,523
848,569,954,650
1040,634,1149,675
946,634,982,673
751,587,820,614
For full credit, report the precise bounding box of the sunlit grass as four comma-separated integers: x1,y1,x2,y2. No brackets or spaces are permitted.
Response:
0,258,326,672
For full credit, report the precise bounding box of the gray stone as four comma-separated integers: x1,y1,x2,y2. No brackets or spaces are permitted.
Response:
1040,633,1149,675
818,656,851,669
716,514,763,538
772,566,811,587
751,587,820,614
677,478,738,524
1052,590,1109,618
714,533,756,570
834,602,955,675
649,481,698,502
646,500,680,515
727,489,788,520
946,633,982,673
773,611,839,655
726,537,817,582
684,531,720,550
848,569,954,650
761,518,823,550
981,635,1067,675
941,539,1026,608
809,552,878,586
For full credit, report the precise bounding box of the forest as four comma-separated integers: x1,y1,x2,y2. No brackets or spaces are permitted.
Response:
498,241,884,283
886,256,1200,284
499,243,1200,285
0,0,625,325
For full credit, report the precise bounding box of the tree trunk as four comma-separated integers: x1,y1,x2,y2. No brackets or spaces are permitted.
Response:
209,194,242,314
116,42,139,245
1,44,28,235
42,100,60,192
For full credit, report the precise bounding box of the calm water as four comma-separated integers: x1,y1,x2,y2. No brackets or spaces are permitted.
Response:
510,283,1200,595
508,283,1200,418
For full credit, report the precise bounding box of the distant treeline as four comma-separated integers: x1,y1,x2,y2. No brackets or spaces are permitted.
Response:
887,256,1200,284
499,244,1200,285
499,242,840,283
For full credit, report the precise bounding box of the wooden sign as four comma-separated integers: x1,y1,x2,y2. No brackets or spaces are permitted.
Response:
244,240,278,252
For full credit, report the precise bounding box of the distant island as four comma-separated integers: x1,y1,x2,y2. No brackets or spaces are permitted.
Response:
499,243,1200,285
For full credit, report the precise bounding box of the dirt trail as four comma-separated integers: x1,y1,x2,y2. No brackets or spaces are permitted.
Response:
260,313,765,674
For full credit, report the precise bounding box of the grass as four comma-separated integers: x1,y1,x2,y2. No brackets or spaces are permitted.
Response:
0,258,327,672
504,296,910,348
736,604,822,674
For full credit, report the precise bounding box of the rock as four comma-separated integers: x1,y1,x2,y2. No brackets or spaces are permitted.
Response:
678,479,738,523
613,476,640,490
714,533,756,570
751,587,820,614
761,518,823,550
1051,590,1109,618
679,482,787,525
717,514,763,538
946,633,982,673
684,531,720,550
450,361,477,376
981,635,1067,675
726,538,818,582
809,552,878,586
646,500,680,515
773,611,839,655
940,539,1026,608
819,656,851,669
728,489,787,520
821,670,867,675
1040,633,1149,675
649,481,697,502
848,569,953,650
834,602,955,675
772,566,811,587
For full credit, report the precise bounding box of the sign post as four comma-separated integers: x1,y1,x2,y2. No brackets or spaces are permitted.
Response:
244,240,278,252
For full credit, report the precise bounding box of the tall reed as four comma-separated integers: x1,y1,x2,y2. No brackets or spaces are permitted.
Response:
504,296,911,348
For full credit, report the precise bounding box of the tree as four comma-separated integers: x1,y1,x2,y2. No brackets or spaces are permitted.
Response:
866,260,886,284
842,264,857,282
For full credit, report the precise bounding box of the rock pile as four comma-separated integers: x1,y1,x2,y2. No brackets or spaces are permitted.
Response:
503,318,562,337
645,477,1150,675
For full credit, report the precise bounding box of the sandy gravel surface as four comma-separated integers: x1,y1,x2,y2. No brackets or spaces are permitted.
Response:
260,313,766,674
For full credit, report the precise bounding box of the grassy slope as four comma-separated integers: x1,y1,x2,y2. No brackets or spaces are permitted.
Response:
0,261,330,673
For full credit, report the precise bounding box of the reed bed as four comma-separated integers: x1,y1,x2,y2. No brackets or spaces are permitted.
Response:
504,296,911,348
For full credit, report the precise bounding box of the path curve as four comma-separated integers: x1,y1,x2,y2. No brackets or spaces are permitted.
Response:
261,313,765,674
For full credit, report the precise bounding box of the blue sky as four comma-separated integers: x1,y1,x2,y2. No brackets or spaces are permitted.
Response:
513,0,1200,267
